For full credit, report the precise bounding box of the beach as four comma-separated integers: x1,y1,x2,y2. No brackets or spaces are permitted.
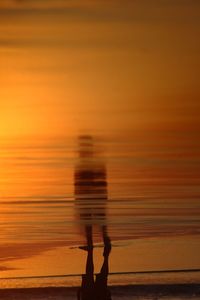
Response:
0,284,200,300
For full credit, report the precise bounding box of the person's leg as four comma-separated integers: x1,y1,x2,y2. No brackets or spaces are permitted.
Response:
100,254,109,277
86,247,94,276
101,225,110,243
85,225,94,275
101,225,111,257
85,225,93,248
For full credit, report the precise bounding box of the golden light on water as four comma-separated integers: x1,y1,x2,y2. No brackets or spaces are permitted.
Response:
0,0,200,287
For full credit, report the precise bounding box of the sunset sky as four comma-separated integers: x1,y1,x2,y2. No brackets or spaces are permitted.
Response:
0,0,199,138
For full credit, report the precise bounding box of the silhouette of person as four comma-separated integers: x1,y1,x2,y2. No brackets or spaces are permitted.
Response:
77,244,112,300
74,135,112,300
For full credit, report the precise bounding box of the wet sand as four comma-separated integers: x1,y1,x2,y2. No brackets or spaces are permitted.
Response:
0,284,200,300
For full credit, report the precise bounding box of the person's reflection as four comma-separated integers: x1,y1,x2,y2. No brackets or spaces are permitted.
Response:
75,135,112,300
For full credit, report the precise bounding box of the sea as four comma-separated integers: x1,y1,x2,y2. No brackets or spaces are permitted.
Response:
0,134,200,299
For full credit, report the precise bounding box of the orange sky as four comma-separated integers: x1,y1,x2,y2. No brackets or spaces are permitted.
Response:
0,0,200,138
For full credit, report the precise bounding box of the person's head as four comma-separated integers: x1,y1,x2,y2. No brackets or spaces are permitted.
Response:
78,135,94,158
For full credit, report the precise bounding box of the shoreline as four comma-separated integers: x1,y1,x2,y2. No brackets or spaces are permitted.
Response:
0,283,200,294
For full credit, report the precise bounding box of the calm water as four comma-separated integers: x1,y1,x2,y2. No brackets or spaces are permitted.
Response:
0,133,200,286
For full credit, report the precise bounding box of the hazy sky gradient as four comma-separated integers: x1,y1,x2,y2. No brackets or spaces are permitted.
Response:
0,0,200,137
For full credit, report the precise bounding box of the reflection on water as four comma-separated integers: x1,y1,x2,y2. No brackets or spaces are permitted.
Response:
1,134,200,246
77,243,112,300
75,135,112,300
0,132,200,279
74,135,110,245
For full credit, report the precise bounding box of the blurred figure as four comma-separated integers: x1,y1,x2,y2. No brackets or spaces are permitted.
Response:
74,135,112,300
74,135,110,247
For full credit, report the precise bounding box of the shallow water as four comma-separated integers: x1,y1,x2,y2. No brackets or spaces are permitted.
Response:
0,135,200,283
1,135,200,244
